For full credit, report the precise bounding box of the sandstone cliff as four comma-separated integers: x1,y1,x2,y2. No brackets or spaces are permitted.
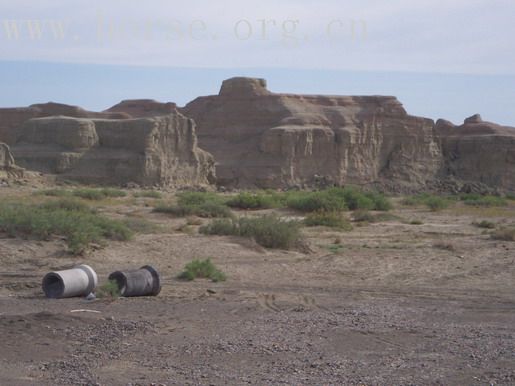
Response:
182,77,442,190
0,102,128,146
1,79,514,192
9,112,215,187
436,115,515,192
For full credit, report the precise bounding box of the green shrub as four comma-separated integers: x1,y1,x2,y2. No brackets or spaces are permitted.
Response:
65,188,127,201
200,215,302,249
154,191,231,218
133,190,163,199
226,192,281,209
71,188,106,200
472,220,496,229
286,190,347,212
462,195,507,207
37,188,69,197
178,259,226,282
177,192,224,206
304,211,353,230
425,197,449,211
491,227,515,241
506,193,515,201
99,188,127,198
96,280,121,298
0,200,132,254
154,201,231,218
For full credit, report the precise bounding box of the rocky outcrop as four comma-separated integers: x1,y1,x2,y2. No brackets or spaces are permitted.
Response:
105,99,178,118
1,79,514,192
182,77,442,190
436,115,515,192
10,113,215,187
0,102,128,146
0,143,23,179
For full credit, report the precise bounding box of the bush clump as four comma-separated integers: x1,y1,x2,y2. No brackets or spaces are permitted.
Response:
461,194,507,207
226,192,282,210
178,259,226,282
200,215,302,249
425,196,449,211
0,199,132,254
154,192,231,218
285,187,391,213
304,211,353,231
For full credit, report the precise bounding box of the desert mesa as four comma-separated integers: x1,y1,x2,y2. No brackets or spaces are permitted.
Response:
1,77,513,193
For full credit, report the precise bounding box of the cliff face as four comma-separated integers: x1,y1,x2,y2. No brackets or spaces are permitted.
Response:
182,77,442,190
0,102,128,146
436,115,515,192
9,113,215,187
1,79,514,192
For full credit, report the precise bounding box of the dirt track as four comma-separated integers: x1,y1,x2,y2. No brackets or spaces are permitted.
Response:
1,186,514,385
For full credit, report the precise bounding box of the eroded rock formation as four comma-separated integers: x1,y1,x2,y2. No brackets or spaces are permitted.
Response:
4,111,214,187
182,77,442,190
0,142,23,179
0,78,513,191
436,115,515,192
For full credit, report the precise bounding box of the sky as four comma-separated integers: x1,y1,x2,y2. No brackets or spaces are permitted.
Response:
1,0,514,125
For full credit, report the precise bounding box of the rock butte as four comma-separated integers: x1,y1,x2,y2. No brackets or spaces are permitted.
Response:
0,77,513,192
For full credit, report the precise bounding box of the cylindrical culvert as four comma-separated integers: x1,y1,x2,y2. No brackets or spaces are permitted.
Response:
42,264,98,299
108,265,161,297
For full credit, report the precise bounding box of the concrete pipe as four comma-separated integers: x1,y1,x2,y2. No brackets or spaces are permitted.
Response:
42,264,98,299
108,265,161,297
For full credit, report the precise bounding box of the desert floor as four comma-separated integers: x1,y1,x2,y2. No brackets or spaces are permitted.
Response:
0,184,514,386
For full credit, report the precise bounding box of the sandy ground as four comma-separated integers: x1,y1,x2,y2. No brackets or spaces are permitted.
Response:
0,184,514,385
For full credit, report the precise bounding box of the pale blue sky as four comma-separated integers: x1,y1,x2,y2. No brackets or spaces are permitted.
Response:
1,0,514,125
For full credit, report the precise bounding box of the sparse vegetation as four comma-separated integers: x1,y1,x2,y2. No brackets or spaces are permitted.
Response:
96,279,121,298
38,187,127,201
304,211,353,230
154,191,231,218
472,220,496,229
178,259,226,282
133,190,163,199
460,194,507,207
226,191,282,210
285,187,391,213
425,196,449,211
400,193,450,211
506,193,515,201
200,215,302,249
491,227,515,241
0,199,132,254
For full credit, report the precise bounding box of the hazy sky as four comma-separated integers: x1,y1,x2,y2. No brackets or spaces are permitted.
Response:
1,0,514,124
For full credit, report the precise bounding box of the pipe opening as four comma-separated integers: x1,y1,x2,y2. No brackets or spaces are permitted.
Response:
42,273,64,299
108,271,127,296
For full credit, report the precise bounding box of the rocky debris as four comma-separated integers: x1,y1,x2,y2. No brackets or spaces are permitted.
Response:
182,77,442,190
11,113,215,187
436,115,515,192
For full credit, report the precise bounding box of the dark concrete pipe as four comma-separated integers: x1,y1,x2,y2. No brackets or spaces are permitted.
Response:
108,265,161,297
42,264,98,299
